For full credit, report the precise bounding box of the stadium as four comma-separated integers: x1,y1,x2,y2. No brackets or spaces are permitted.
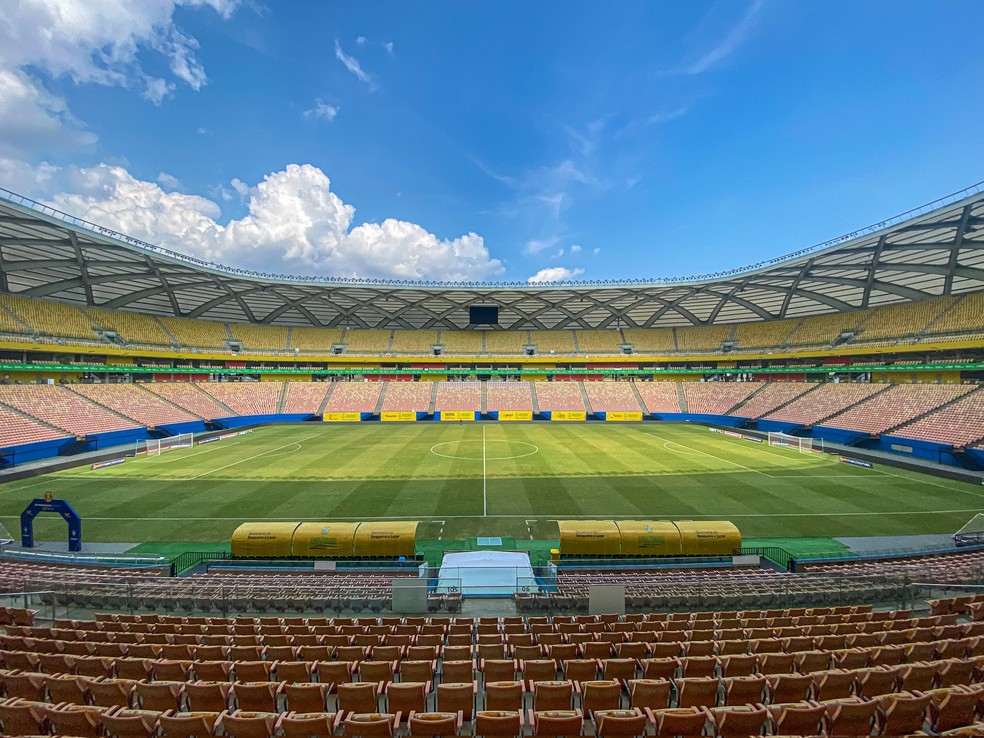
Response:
3,3,984,734
0,180,983,733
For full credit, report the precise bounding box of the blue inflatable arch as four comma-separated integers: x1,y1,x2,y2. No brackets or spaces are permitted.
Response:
21,497,82,552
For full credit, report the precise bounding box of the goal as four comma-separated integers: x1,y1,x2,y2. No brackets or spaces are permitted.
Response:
139,433,194,456
768,432,823,454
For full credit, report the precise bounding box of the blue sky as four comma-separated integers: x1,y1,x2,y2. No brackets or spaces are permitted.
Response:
1,0,982,283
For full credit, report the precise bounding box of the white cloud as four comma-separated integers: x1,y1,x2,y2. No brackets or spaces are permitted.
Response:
0,69,97,157
551,248,565,259
11,161,504,282
197,126,209,135
527,266,585,284
569,244,582,254
335,40,376,90
355,36,367,46
156,172,183,190
0,0,240,156
682,0,765,75
523,236,559,256
593,248,601,255
384,42,394,56
303,99,339,122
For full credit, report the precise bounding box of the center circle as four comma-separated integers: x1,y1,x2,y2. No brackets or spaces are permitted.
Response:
430,439,540,461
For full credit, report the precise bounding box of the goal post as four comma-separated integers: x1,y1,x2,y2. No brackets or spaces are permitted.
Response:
140,433,194,457
768,432,823,454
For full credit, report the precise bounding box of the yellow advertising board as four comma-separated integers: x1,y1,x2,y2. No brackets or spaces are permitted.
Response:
324,412,361,422
552,411,586,421
441,411,476,421
606,411,642,422
499,410,533,421
381,411,416,422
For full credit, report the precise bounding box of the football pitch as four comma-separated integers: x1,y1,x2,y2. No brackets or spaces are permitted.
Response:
2,422,983,549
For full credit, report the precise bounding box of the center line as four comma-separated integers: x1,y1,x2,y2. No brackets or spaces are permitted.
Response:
482,425,487,517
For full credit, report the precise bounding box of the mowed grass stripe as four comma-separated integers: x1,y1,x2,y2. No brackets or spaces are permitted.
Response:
1,423,981,543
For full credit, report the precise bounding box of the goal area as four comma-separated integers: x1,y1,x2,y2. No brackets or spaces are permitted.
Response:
137,433,194,456
768,432,823,454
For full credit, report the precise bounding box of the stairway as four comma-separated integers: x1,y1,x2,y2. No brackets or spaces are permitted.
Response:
571,330,581,353
759,382,824,419
63,386,146,427
578,382,594,414
530,383,541,414
629,381,648,414
317,382,336,415
224,323,235,340
428,383,439,414
725,383,770,415
481,382,488,414
374,383,388,415
920,295,965,339
0,399,72,436
136,384,206,420
0,304,31,334
191,383,237,416
675,382,689,413
153,317,180,346
385,330,395,353
285,327,294,350
276,381,290,413
884,385,983,435
816,384,894,426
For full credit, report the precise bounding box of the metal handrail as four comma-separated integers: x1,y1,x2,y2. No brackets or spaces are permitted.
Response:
1,180,981,289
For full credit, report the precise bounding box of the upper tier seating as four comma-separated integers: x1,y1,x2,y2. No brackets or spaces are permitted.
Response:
676,325,732,352
892,389,984,447
483,331,526,354
343,330,391,353
824,383,975,435
928,291,984,336
142,382,236,419
323,382,382,413
381,381,434,412
0,384,138,435
390,331,437,354
622,328,675,353
67,384,199,427
529,330,574,354
634,382,682,414
0,301,27,335
682,381,764,415
534,382,586,412
575,329,623,353
486,381,533,411
195,382,281,416
729,382,813,419
228,324,288,351
0,294,95,339
159,317,229,348
86,307,174,345
763,383,885,426
583,381,643,412
788,310,870,347
859,296,955,341
282,382,332,415
435,382,482,411
0,406,69,448
734,319,800,349
440,330,484,354
288,326,343,352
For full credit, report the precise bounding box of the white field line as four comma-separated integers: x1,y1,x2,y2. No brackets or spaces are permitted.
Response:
186,433,321,480
482,425,487,517
645,433,779,478
8,508,983,522
149,442,240,464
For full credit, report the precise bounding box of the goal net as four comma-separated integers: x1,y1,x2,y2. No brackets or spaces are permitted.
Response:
955,514,984,547
140,433,194,456
768,432,823,454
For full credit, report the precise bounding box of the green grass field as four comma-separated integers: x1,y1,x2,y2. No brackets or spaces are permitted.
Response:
3,423,983,550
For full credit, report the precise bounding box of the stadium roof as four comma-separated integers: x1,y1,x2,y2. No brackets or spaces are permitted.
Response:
0,183,983,330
